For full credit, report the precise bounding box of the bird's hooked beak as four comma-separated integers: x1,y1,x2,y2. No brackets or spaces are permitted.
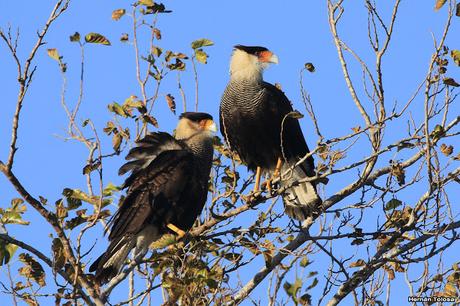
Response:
258,51,279,64
200,119,218,133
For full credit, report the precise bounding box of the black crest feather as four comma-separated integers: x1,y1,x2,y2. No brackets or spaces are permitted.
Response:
234,45,269,55
179,112,213,122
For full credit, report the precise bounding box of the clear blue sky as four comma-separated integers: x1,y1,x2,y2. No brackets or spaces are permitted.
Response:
1,0,459,304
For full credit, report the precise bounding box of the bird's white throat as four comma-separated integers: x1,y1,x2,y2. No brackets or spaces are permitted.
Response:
229,49,265,82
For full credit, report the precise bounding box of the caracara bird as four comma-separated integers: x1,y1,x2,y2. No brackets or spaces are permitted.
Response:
90,112,216,283
220,45,321,220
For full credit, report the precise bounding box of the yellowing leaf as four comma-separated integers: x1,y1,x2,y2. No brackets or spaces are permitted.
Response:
451,50,460,66
85,33,111,46
165,94,176,114
51,238,65,273
195,49,208,64
112,133,122,152
142,114,159,127
139,0,154,6
191,38,214,50
385,266,395,280
351,238,364,245
18,253,46,286
152,46,162,57
286,111,304,119
349,259,366,268
435,0,447,11
120,33,129,42
440,143,453,156
444,282,456,296
351,126,361,133
443,77,460,87
153,28,161,40
305,62,315,72
391,162,406,185
47,48,60,61
69,32,80,42
112,9,126,21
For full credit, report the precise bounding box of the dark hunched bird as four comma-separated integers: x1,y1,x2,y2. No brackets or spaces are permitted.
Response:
90,112,216,283
220,45,321,221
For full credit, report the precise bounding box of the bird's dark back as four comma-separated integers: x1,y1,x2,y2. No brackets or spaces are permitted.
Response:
220,80,314,172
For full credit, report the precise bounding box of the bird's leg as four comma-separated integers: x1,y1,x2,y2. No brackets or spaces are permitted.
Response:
253,166,262,192
273,157,283,178
263,158,283,193
167,223,186,239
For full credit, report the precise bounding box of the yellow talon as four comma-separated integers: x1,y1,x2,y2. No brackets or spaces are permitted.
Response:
273,157,283,179
253,166,262,192
167,223,186,238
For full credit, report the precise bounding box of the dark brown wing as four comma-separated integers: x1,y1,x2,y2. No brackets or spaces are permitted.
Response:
108,149,194,241
261,82,315,175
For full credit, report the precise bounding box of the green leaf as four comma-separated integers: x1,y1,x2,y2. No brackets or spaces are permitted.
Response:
0,241,18,266
431,124,445,141
195,49,208,64
385,198,402,211
103,182,120,197
283,278,303,304
1,212,30,225
108,102,130,117
82,161,101,175
191,38,214,50
300,256,310,267
150,233,177,249
85,33,111,46
62,189,101,206
306,277,318,290
123,95,145,110
69,32,80,42
0,198,29,225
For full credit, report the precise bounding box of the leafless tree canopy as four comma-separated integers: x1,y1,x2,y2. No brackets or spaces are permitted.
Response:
1,1,459,305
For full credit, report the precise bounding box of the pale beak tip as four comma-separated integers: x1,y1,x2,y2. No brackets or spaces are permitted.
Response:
209,122,218,133
270,54,279,64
